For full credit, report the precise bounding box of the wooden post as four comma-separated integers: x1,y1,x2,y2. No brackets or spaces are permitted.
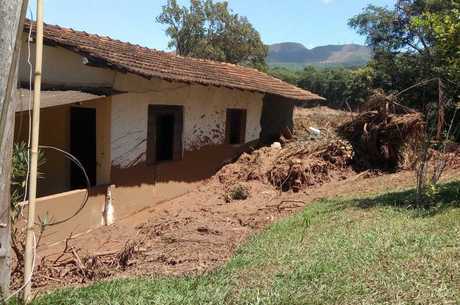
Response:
0,0,28,298
23,0,43,302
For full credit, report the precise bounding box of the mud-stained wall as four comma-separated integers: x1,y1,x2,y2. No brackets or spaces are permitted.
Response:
18,37,264,171
34,143,254,248
18,35,115,88
111,74,264,168
32,189,106,247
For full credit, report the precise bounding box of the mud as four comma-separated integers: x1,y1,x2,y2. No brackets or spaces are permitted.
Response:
9,106,460,293
11,167,459,293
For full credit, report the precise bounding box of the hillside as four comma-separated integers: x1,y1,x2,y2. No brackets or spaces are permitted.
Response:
267,42,372,69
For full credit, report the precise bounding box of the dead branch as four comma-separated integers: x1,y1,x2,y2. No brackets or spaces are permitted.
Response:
53,232,74,264
71,249,86,277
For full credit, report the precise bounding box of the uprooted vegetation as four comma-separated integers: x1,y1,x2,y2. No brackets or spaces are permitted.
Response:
216,93,458,195
216,100,425,193
339,111,424,169
218,139,353,193
224,183,250,202
10,237,140,289
338,92,425,170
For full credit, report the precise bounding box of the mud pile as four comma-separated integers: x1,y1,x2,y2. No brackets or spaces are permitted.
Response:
217,107,356,193
268,140,353,192
293,106,352,140
217,138,353,193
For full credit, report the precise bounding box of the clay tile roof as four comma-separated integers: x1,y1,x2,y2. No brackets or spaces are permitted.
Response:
24,21,324,101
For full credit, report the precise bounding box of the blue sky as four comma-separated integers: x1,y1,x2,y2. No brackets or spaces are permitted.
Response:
28,0,395,50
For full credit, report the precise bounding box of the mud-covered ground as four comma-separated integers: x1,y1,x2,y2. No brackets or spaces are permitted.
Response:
11,107,460,293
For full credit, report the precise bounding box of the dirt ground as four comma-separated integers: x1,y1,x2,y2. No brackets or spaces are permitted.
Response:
13,106,460,293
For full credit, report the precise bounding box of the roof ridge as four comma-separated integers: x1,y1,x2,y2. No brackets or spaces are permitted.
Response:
25,19,275,72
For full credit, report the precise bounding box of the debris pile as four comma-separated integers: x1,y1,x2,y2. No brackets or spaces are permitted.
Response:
217,139,353,193
218,147,279,186
268,140,353,192
338,93,424,170
216,107,356,194
293,106,352,140
426,145,460,170
11,239,140,289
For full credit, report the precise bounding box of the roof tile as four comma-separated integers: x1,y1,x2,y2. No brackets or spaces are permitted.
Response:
25,21,323,101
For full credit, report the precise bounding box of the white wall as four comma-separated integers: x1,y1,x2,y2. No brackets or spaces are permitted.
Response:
111,73,264,168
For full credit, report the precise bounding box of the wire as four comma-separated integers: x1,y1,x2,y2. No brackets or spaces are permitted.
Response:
37,145,91,227
394,78,439,98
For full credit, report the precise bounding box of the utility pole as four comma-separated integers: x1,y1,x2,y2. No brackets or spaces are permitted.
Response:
0,0,29,298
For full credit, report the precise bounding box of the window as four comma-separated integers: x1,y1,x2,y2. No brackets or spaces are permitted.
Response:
226,109,247,145
147,105,183,164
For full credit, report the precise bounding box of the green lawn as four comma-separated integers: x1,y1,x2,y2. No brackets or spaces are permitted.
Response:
27,181,460,305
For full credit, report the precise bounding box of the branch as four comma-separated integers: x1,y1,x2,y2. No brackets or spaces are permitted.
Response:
406,41,425,55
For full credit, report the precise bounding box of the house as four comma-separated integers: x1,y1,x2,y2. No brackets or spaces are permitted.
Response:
14,21,323,242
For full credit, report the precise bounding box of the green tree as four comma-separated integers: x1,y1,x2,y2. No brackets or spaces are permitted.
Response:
295,66,372,108
349,0,459,105
413,3,460,86
268,67,301,85
157,0,268,69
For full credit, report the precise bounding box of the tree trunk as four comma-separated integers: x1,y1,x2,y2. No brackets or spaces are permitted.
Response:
0,0,28,298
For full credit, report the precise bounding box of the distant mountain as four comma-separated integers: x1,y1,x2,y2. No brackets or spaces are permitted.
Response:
267,42,372,69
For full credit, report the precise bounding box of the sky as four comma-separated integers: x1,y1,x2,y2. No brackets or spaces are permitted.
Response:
28,0,395,50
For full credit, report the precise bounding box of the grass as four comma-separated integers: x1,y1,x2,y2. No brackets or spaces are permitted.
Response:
23,181,460,305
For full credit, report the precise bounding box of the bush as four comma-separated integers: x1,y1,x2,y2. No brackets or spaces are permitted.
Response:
225,184,250,202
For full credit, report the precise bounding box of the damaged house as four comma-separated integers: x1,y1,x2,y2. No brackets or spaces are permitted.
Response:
14,21,322,242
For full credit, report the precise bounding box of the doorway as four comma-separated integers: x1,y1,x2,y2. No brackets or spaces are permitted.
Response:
70,107,97,188
226,109,247,144
147,105,183,164
156,113,175,161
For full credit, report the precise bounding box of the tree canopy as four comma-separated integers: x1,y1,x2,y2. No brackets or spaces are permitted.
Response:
348,0,459,105
268,66,373,109
156,0,267,69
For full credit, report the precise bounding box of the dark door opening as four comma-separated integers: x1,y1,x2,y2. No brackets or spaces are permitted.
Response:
156,113,175,161
226,109,247,144
147,105,183,164
70,107,97,188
